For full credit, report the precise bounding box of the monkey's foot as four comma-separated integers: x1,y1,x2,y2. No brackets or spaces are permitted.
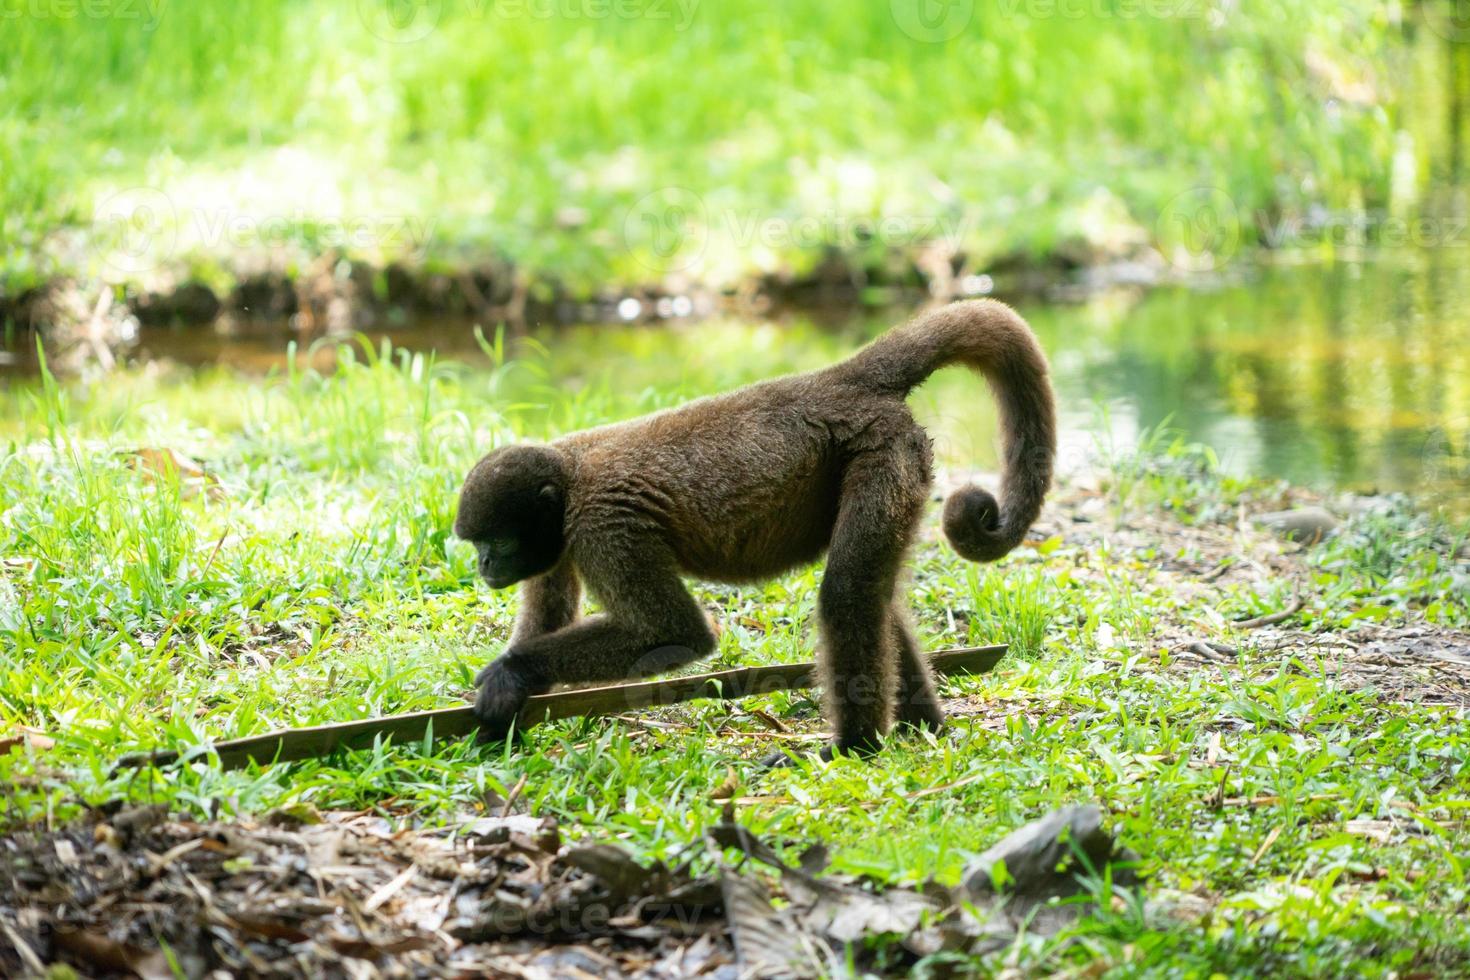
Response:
473,657,546,743
894,702,947,733
759,739,882,769
757,745,832,770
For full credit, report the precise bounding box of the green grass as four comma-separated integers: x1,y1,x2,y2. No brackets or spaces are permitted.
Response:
1,1,1447,295
2,325,1468,974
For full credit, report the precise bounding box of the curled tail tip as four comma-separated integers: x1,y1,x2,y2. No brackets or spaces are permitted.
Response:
942,485,1025,563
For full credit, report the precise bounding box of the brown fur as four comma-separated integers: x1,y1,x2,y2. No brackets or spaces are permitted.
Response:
454,299,1057,755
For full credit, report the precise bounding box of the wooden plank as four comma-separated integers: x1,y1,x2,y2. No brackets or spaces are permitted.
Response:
115,644,1006,772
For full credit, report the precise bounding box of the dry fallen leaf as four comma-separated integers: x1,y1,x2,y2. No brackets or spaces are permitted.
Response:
123,447,225,500
0,726,55,755
710,766,741,801
54,927,173,980
1344,819,1396,843
720,870,818,979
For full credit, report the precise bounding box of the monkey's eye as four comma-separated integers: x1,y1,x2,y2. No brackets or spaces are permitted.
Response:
486,538,518,559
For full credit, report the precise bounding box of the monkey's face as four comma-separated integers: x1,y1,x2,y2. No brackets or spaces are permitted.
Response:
454,445,568,589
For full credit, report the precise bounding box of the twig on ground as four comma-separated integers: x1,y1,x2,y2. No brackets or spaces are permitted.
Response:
1208,765,1233,810
1248,825,1282,868
363,864,417,914
1234,594,1305,630
500,774,528,817
743,708,790,733
905,770,990,800
611,715,687,732
1,920,45,976
1181,641,1239,662
1345,866,1426,883
1221,794,1339,808
1200,559,1234,582
731,731,823,741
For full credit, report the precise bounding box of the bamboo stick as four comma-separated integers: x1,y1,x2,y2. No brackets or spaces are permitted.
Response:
115,644,1006,771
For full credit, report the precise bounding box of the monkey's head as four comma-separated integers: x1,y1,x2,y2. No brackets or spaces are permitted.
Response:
454,445,569,589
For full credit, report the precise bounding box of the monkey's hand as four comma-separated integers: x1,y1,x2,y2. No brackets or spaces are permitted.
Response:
473,655,548,743
759,740,875,770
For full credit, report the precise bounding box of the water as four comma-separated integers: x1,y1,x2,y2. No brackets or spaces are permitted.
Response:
1024,256,1470,507
4,255,1469,509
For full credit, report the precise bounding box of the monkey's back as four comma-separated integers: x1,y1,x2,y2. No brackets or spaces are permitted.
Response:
555,369,922,583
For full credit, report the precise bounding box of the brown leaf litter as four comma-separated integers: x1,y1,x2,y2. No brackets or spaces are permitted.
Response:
1,804,1142,978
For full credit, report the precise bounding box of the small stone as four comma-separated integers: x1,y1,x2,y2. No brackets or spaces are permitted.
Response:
1253,507,1338,543
457,814,547,842
959,805,1133,900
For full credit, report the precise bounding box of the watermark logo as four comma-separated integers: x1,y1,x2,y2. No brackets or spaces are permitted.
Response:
624,187,708,272
917,409,1002,473
0,0,169,30
358,0,443,42
191,210,437,256
993,0,1210,19
95,188,177,276
1156,187,1241,273
1422,420,1470,508
725,210,970,251
1423,0,1470,43
358,0,699,41
92,187,437,275
891,0,974,42
1258,211,1470,251
498,0,701,30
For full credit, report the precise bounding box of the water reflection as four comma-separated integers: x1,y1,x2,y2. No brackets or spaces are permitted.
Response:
1016,256,1469,509
3,255,1468,511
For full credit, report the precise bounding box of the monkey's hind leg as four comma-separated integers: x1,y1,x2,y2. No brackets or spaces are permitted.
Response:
815,453,927,756
890,600,946,732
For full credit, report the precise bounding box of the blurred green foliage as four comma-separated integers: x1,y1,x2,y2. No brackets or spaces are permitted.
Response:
0,1,1446,291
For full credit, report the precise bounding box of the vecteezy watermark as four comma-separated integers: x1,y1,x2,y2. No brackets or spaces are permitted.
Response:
1157,185,1470,274
725,211,972,252
357,0,699,43
623,187,709,272
1422,419,1470,509
0,0,168,29
993,0,1210,19
1155,187,1242,274
94,188,178,277
357,0,442,42
1422,0,1470,43
622,188,974,273
444,877,715,937
496,0,699,27
1258,211,1470,251
190,210,437,255
890,0,975,42
93,188,437,276
891,0,1209,41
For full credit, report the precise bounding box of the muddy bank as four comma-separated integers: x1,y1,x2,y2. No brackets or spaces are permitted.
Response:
0,240,1175,373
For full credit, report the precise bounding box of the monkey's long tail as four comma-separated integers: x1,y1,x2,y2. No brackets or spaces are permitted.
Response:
838,299,1057,562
